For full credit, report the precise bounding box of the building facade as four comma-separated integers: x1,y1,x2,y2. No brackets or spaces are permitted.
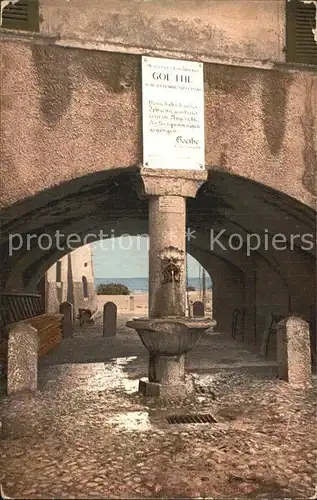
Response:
46,245,97,315
0,0,316,358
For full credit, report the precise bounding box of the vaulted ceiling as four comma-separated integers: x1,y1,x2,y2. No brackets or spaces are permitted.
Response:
0,167,315,290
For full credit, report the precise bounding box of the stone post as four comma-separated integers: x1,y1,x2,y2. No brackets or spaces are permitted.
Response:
103,302,117,337
7,322,38,395
148,195,186,317
59,301,73,338
140,168,208,319
276,315,312,388
193,301,204,317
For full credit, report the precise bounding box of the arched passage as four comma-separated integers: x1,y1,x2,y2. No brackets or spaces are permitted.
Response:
0,168,315,359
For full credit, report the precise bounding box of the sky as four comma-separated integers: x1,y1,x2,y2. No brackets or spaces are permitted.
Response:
91,236,201,278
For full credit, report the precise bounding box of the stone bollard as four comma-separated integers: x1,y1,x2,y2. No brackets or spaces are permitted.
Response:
103,302,117,337
193,301,204,317
276,315,312,388
7,322,38,395
59,301,73,338
129,295,135,311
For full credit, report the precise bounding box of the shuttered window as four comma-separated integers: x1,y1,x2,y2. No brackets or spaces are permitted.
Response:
286,0,317,65
1,0,39,32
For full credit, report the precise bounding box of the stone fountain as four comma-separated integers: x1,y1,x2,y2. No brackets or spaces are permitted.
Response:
126,168,216,401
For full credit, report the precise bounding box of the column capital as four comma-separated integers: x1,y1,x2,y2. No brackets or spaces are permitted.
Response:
138,167,208,198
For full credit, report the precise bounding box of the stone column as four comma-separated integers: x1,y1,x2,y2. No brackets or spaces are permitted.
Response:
150,354,185,384
148,195,186,318
140,168,208,318
129,296,135,311
103,302,117,337
243,267,257,344
141,353,189,399
7,322,38,395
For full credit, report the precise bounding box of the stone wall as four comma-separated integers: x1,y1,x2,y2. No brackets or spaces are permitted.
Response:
97,291,212,315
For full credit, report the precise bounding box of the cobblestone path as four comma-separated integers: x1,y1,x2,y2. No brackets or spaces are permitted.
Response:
0,315,316,499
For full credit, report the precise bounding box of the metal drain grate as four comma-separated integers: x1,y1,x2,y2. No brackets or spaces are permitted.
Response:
195,385,216,397
166,413,216,424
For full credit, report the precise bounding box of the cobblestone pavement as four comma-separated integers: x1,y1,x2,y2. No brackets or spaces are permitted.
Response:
0,315,316,499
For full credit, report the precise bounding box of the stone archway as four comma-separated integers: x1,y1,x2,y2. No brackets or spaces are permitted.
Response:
0,168,315,358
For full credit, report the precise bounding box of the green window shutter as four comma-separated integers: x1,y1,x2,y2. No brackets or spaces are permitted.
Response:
286,0,317,65
2,0,39,32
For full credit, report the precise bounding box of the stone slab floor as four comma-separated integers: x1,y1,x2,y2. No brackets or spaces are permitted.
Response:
0,315,316,499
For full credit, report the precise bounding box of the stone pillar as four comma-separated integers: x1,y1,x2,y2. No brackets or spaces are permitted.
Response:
103,302,117,337
276,315,312,388
148,195,186,318
150,354,185,384
66,253,76,322
59,301,73,338
7,322,38,395
139,168,208,318
56,282,63,304
193,301,204,317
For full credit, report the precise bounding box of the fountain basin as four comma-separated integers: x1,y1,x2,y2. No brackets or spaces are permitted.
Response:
126,317,216,356
126,317,216,400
